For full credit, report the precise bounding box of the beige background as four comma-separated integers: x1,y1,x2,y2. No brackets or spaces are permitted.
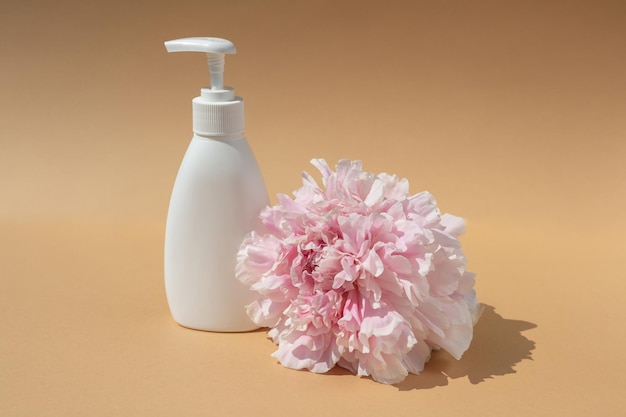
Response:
1,0,625,415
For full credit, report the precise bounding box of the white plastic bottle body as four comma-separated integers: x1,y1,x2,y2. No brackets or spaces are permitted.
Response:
164,134,268,331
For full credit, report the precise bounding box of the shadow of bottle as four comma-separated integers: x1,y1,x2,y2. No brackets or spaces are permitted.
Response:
395,304,536,390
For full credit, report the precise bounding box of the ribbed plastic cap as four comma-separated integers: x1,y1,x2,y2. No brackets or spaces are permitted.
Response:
192,96,244,137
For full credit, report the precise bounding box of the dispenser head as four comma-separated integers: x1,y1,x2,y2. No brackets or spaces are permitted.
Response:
165,37,237,101
164,37,244,136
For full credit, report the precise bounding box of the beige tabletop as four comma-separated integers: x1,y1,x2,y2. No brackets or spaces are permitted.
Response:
2,0,626,416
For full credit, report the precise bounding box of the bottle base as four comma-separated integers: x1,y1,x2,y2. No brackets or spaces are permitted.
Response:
172,318,261,333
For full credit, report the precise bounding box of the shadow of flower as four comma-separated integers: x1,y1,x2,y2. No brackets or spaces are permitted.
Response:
396,304,536,390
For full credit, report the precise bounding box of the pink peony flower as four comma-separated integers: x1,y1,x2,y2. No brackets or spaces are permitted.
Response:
237,159,481,384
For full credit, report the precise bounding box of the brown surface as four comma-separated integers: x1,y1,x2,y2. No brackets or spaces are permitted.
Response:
2,0,626,415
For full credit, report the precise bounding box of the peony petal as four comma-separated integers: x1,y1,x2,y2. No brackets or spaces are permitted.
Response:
427,260,462,297
310,158,333,179
245,298,287,327
364,178,385,207
362,249,384,277
301,170,320,189
378,173,410,200
401,339,431,375
272,328,341,373
419,298,474,359
385,254,412,275
440,213,466,235
431,228,461,248
372,353,409,384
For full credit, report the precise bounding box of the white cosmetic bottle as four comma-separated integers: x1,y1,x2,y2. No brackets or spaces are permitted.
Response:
164,37,268,332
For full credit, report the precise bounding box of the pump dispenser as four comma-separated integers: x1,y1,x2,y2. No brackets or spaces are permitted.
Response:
164,37,269,332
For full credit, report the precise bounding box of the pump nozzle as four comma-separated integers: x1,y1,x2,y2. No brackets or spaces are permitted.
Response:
165,37,236,92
